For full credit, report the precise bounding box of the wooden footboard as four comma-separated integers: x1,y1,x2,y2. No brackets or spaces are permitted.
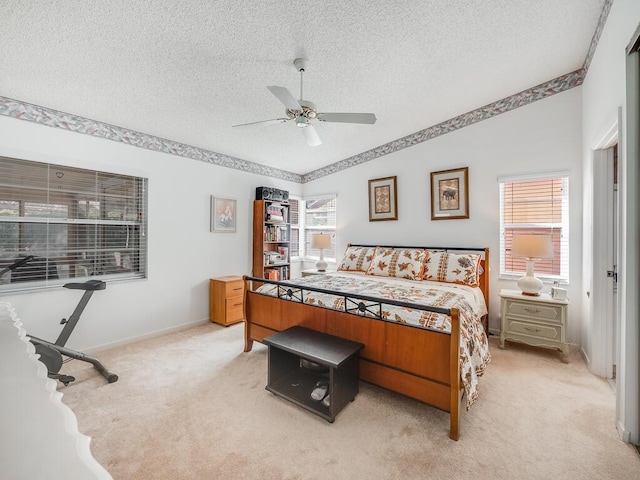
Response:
243,285,463,440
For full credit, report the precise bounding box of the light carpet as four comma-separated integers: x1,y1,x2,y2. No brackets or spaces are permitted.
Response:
60,322,640,480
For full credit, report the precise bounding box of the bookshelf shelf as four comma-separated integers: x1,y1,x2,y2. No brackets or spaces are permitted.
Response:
253,200,291,281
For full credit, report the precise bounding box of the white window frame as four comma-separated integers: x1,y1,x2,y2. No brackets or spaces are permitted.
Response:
498,171,569,284
289,194,337,262
289,196,301,261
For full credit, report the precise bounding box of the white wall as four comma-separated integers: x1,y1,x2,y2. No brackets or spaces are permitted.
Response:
304,88,584,340
0,115,300,350
580,0,640,443
580,0,640,366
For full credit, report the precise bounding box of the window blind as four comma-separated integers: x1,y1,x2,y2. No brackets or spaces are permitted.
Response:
304,196,336,260
0,157,148,291
288,198,300,258
499,172,569,282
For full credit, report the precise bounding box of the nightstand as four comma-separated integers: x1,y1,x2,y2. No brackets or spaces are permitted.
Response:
499,289,569,362
209,276,244,326
301,269,332,277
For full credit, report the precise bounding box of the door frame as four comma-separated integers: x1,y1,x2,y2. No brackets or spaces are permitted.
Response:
590,112,620,379
619,28,640,445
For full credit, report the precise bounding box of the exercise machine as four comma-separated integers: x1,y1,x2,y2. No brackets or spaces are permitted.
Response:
29,280,118,385
1,256,118,386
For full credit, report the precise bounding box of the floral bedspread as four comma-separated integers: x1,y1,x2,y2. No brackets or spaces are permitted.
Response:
254,272,490,409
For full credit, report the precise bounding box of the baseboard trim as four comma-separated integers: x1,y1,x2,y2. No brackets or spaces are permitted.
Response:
579,345,591,368
85,318,211,353
617,419,632,443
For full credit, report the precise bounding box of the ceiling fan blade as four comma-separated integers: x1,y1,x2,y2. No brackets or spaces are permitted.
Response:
301,125,322,147
316,112,377,124
232,118,290,128
267,86,301,111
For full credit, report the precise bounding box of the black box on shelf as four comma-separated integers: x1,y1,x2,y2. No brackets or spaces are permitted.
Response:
256,186,289,202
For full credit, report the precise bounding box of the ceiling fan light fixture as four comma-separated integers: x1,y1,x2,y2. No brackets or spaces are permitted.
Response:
295,116,310,128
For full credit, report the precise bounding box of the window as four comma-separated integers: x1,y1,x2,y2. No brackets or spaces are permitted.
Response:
288,194,336,261
289,198,300,259
499,172,569,283
0,157,148,291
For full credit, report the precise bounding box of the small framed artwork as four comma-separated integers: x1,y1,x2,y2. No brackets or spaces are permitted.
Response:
430,167,469,220
210,196,237,232
368,176,398,221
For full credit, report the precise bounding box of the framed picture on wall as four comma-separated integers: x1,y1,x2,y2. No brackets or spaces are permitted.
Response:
430,167,469,220
210,196,237,232
368,176,398,221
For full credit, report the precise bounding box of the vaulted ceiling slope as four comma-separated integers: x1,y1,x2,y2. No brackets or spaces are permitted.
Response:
0,1,606,178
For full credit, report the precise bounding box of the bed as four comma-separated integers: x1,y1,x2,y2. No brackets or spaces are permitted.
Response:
243,244,490,440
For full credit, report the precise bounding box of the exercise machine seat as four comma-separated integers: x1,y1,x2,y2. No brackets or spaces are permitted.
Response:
63,280,106,291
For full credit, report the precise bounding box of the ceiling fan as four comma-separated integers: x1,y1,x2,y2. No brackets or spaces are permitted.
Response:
232,58,377,147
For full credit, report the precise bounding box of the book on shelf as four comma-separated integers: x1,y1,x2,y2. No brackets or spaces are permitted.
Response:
263,225,289,242
265,203,288,223
266,269,280,281
264,251,279,264
264,265,288,281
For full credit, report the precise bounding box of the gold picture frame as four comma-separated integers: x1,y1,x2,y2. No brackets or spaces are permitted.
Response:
430,167,469,220
368,176,398,221
210,196,237,232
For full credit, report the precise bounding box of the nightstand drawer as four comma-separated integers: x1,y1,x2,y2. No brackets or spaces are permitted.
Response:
225,280,244,296
226,296,244,321
505,300,563,323
505,318,561,341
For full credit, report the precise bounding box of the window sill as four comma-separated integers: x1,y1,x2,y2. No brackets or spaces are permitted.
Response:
498,274,569,286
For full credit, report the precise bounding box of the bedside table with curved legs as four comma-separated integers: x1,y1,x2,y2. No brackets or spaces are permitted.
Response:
499,289,569,363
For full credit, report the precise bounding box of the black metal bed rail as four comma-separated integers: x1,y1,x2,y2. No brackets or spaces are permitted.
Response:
349,244,486,254
243,275,453,324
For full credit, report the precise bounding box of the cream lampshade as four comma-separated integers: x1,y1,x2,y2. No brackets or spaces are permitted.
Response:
311,233,332,272
511,234,554,296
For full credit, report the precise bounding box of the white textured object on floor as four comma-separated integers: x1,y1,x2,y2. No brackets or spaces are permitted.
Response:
0,302,112,480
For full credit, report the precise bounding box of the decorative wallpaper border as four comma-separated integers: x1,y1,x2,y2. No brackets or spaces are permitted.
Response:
0,1,608,185
582,0,613,73
0,68,584,185
302,69,584,182
0,96,304,184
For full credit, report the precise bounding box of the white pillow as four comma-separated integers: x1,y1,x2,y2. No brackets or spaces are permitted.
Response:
337,246,377,272
423,251,481,287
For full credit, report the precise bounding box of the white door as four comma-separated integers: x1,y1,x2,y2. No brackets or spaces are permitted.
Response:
591,147,617,379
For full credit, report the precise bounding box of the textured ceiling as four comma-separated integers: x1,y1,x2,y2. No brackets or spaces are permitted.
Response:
0,1,605,175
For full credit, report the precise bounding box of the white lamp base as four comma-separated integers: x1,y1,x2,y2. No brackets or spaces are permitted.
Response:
315,250,327,272
518,259,543,296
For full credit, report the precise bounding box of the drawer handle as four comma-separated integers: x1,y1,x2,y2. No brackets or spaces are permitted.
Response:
524,307,541,314
233,303,242,307
524,326,542,333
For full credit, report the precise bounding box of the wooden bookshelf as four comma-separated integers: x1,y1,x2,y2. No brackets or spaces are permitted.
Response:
252,199,291,280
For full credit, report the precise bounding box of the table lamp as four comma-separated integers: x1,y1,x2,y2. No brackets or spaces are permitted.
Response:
311,233,332,272
511,233,554,296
